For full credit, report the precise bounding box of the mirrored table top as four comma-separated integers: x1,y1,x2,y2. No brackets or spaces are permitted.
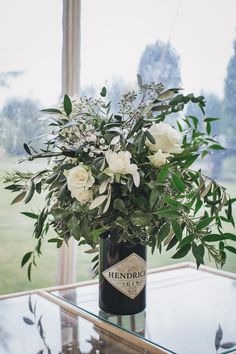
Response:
51,266,236,354
0,294,154,354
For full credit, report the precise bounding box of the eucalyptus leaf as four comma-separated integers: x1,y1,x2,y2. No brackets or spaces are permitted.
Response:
194,197,203,215
203,234,235,242
204,117,220,122
171,220,182,241
192,242,204,266
137,132,146,154
200,182,212,198
225,245,236,254
172,243,191,259
153,208,180,218
166,235,178,251
150,188,159,210
209,144,225,150
151,104,171,112
25,181,35,204
156,165,169,183
103,192,111,213
110,135,120,145
89,195,107,210
21,212,38,219
196,217,214,230
162,195,181,207
99,179,110,194
188,115,198,129
11,191,27,204
183,154,199,168
40,108,63,114
23,143,32,155
145,130,156,144
63,94,72,116
206,122,211,135
27,263,32,281
21,252,32,267
171,172,185,193
177,234,194,249
157,223,170,246
48,238,61,243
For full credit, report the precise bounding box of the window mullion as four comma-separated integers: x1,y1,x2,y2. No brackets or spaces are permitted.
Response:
57,0,81,285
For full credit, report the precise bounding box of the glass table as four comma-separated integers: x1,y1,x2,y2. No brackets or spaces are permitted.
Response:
0,293,154,354
50,264,236,354
1,263,236,354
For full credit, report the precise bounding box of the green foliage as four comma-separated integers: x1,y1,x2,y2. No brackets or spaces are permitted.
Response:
63,94,72,116
2,77,236,278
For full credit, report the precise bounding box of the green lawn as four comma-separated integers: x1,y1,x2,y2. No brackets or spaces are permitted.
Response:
0,156,236,295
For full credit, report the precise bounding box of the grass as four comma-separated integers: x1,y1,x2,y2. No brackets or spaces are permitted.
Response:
0,155,236,295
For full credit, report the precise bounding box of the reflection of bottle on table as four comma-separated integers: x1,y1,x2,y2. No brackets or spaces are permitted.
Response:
99,309,146,337
61,289,78,351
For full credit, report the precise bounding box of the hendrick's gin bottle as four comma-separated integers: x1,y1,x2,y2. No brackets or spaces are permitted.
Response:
99,234,147,315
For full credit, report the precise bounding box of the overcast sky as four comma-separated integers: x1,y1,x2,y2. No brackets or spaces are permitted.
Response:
0,0,236,105
81,0,236,97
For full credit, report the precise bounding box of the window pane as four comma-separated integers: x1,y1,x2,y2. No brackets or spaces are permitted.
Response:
80,0,236,274
0,0,62,294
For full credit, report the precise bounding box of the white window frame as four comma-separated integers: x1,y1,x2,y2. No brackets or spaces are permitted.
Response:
57,0,81,285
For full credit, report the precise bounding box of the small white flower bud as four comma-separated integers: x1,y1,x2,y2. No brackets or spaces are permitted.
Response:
90,135,97,142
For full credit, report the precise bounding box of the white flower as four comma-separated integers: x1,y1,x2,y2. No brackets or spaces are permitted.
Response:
67,164,95,192
72,188,93,205
89,134,97,142
146,122,183,154
148,149,171,167
105,150,140,187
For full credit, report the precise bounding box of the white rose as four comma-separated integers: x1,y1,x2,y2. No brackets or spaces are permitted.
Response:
105,150,140,187
67,164,95,192
148,149,171,167
146,122,183,154
105,150,131,174
71,188,93,205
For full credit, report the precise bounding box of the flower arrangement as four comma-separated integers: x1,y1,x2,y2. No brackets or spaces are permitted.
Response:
3,76,236,280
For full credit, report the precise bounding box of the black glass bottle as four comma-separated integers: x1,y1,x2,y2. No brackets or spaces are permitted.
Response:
99,234,146,315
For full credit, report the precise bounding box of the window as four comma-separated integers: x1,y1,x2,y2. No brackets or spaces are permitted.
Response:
80,0,236,271
0,0,62,293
